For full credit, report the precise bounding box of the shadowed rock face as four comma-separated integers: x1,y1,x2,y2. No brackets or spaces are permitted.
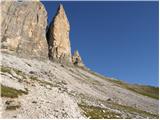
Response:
47,4,72,65
0,1,48,59
72,50,85,67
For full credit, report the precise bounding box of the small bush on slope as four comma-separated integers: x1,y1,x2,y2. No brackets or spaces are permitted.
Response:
1,85,28,98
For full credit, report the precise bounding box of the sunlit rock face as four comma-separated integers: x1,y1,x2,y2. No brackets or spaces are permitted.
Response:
0,1,48,59
72,50,85,67
47,4,72,65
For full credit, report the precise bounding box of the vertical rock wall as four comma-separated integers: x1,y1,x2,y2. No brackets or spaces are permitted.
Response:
1,1,48,59
1,1,85,66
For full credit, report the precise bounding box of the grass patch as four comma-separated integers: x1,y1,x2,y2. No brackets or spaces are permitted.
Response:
1,66,53,87
127,85,158,99
78,93,158,119
108,101,159,118
13,69,26,78
1,66,12,74
1,85,28,98
78,99,158,119
30,76,38,81
112,80,159,99
86,69,159,100
30,76,53,87
0,66,26,79
78,104,122,119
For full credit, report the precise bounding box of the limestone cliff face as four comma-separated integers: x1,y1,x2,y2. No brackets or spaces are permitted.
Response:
72,50,84,67
0,1,48,59
1,1,85,65
47,4,72,64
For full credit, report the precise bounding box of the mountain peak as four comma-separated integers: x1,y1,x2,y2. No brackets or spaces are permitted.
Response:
74,50,80,56
47,4,71,65
57,4,67,17
58,4,64,11
72,50,85,67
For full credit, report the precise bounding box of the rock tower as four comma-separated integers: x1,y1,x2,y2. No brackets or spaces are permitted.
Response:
72,50,85,67
47,4,72,65
1,1,85,67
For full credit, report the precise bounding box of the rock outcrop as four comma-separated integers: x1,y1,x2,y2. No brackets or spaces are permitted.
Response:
0,1,48,59
47,4,72,65
72,50,85,67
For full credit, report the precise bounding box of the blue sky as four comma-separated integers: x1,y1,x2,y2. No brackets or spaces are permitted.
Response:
42,1,158,86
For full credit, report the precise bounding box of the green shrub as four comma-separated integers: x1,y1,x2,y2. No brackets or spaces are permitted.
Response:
1,85,28,98
0,66,11,74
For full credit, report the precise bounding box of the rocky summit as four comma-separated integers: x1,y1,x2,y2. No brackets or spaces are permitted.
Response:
72,50,85,67
0,1,159,119
47,4,72,65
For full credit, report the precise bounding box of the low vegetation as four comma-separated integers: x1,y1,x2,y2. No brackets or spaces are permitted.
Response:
108,100,159,118
112,80,159,99
78,104,122,119
1,85,28,98
1,66,26,79
78,98,158,119
1,66,53,88
30,75,53,87
86,69,159,99
1,66,12,74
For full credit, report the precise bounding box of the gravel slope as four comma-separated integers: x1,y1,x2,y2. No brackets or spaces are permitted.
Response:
1,53,159,118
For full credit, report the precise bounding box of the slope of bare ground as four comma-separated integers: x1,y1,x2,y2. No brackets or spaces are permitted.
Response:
0,53,159,119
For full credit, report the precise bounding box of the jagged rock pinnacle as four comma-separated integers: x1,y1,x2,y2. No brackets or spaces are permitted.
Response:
72,50,85,67
47,4,72,65
58,4,65,13
74,50,80,57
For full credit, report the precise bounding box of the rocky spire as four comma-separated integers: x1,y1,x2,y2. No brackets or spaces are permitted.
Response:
47,4,72,65
72,50,85,67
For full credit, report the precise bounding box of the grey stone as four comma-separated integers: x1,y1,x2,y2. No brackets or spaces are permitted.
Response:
0,1,48,59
